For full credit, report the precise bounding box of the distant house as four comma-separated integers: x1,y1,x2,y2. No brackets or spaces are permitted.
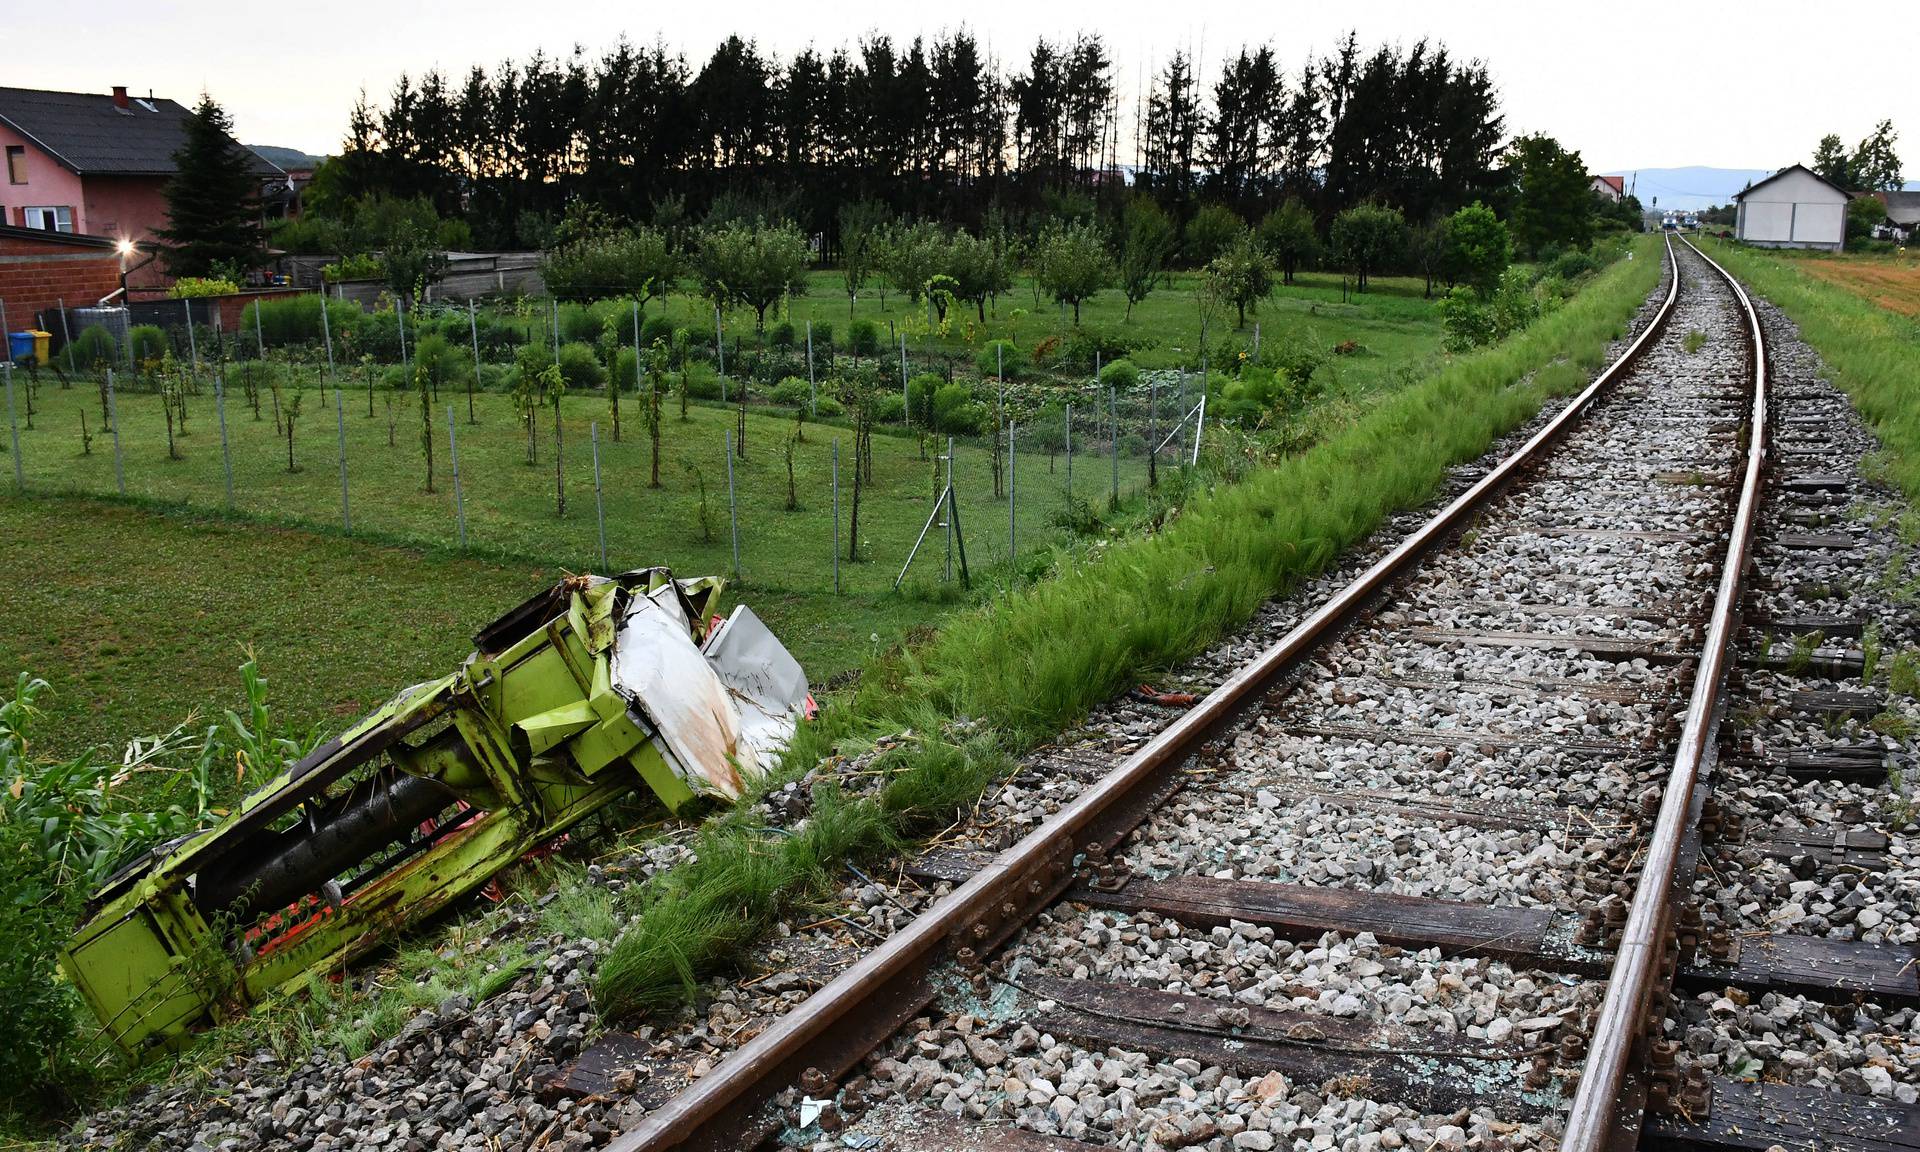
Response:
1590,175,1625,203
1733,164,1851,251
1871,191,1920,242
0,85,281,250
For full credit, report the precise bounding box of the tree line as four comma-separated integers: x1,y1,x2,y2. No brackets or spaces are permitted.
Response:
314,29,1508,251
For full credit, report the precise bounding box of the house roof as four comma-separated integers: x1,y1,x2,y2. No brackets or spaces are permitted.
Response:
0,86,281,178
1591,175,1625,194
1733,163,1853,202
1872,190,1920,225
0,222,123,250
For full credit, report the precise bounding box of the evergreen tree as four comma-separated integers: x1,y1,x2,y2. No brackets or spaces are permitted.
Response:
157,95,263,277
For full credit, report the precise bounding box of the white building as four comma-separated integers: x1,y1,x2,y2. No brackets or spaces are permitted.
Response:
1590,175,1625,203
1734,164,1850,251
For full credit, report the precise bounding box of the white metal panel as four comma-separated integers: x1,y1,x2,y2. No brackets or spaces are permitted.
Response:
1792,201,1844,245
1741,201,1793,242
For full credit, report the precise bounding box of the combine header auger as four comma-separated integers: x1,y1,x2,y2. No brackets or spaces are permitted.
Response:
61,568,812,1058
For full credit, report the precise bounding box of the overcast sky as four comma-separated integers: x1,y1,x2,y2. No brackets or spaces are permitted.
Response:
14,0,1912,178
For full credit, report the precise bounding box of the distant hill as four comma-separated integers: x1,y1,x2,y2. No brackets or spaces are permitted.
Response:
249,144,326,172
1603,166,1920,212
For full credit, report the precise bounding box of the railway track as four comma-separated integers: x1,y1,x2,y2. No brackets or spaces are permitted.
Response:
568,237,1918,1152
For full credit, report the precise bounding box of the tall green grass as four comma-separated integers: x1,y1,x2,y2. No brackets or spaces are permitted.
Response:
1704,241,1920,500
594,236,1662,1018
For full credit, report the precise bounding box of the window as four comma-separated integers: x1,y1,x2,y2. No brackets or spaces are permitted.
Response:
22,206,72,233
4,145,23,184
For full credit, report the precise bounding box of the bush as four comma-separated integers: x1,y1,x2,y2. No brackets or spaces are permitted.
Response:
976,338,1024,379
906,372,943,425
556,303,599,345
557,341,605,389
769,321,796,348
0,816,79,1116
168,276,239,299
932,382,985,435
808,321,833,352
770,376,812,407
848,319,880,357
68,324,120,369
1439,286,1496,351
613,347,641,391
641,316,677,348
1098,357,1139,389
348,307,403,361
1491,268,1541,339
413,333,473,389
323,253,385,282
1060,326,1142,372
872,392,905,422
129,325,170,366
684,362,723,399
241,295,364,349
813,394,845,418
1547,249,1599,281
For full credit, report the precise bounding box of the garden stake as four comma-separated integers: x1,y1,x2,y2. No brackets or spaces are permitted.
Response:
1191,394,1207,466
447,405,466,548
336,382,350,531
215,372,233,507
57,297,77,375
592,422,606,570
725,428,740,578
184,298,199,377
806,321,815,416
107,369,124,495
254,297,266,359
4,363,20,492
832,439,840,594
899,335,908,425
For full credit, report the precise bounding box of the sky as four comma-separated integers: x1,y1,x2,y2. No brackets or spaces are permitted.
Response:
13,0,1913,178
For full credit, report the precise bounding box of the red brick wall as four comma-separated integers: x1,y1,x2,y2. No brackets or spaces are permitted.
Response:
0,234,122,331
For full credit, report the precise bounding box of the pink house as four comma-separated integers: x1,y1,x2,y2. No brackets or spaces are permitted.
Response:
0,85,281,252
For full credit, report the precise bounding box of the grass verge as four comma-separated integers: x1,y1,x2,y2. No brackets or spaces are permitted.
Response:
592,234,1663,1016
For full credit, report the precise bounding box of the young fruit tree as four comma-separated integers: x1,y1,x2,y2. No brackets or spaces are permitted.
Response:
1117,197,1178,320
1033,221,1113,325
693,221,811,331
1330,203,1407,294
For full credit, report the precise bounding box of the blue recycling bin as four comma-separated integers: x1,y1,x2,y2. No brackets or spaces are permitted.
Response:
7,331,34,364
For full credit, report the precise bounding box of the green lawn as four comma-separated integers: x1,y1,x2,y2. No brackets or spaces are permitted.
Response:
0,269,1453,764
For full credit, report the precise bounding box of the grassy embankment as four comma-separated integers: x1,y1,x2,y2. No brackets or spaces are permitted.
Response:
589,234,1664,1016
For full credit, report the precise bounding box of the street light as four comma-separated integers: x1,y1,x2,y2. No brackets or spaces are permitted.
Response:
115,238,135,258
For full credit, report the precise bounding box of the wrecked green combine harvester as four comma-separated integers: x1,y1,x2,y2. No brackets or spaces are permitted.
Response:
61,569,811,1057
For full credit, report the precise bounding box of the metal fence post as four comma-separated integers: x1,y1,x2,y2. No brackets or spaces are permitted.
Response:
215,371,233,507
57,297,77,374
591,421,607,571
899,335,909,425
183,298,199,377
469,300,482,396
1191,394,1207,467
5,363,20,492
1065,401,1073,496
944,436,955,582
1253,321,1261,362
832,439,841,594
1008,421,1017,573
320,294,335,376
806,320,816,416
335,382,350,531
108,369,124,495
725,428,740,578
254,296,267,359
715,306,725,380
550,299,560,365
1108,386,1119,511
447,404,466,549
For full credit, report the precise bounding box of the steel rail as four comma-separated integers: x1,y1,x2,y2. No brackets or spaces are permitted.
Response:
609,236,1683,1152
1559,237,1768,1152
